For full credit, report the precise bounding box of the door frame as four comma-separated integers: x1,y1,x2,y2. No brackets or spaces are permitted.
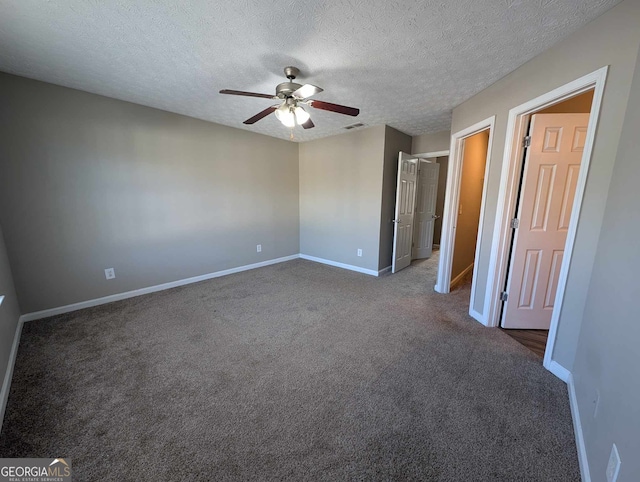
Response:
413,150,450,159
483,66,608,375
413,150,450,256
500,113,590,330
412,159,440,260
391,150,449,275
435,116,495,324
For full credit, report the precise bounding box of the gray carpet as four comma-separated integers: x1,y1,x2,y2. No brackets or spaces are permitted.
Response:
0,253,579,481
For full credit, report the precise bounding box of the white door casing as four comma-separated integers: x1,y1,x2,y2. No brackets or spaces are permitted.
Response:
435,116,495,310
501,113,589,329
392,152,419,273
413,161,440,259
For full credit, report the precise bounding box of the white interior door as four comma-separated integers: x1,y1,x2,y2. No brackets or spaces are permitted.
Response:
392,152,419,273
412,161,440,259
502,113,589,329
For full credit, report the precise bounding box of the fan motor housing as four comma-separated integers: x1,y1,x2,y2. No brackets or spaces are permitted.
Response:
276,82,302,98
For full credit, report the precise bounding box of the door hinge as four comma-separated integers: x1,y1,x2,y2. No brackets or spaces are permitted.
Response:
522,135,531,148
500,292,509,302
510,218,519,229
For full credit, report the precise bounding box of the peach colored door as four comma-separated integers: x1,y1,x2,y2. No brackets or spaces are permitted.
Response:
502,113,589,329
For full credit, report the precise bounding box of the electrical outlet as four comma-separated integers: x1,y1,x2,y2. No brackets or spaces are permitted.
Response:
104,268,115,280
606,444,621,482
256,244,262,253
357,249,362,257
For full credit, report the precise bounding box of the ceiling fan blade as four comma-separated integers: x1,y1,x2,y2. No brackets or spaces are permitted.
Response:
220,89,275,99
243,106,277,124
292,84,324,99
308,100,359,117
301,118,315,129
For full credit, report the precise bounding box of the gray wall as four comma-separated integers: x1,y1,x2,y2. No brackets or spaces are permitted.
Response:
571,44,640,482
0,223,21,427
412,130,450,154
450,0,640,368
379,126,412,270
0,73,300,313
299,126,386,271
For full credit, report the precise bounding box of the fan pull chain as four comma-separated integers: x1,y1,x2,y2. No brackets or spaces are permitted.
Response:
290,128,294,141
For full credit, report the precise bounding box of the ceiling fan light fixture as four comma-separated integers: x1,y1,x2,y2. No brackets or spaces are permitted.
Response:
223,66,359,130
275,103,295,127
294,106,310,125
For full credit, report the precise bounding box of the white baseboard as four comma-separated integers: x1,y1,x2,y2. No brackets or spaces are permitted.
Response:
567,373,591,482
547,360,571,383
299,254,378,277
21,254,300,322
0,317,23,434
378,266,392,276
3,259,591,482
450,262,474,289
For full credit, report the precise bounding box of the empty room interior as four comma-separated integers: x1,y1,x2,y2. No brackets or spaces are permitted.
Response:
1,1,639,480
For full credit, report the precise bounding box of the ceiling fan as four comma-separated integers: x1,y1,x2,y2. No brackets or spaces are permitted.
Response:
220,66,360,130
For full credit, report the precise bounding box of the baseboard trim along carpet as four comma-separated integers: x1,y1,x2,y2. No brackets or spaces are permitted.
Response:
0,317,23,434
20,254,300,322
299,254,379,277
548,360,571,383
1,253,581,479
450,263,474,290
568,373,591,482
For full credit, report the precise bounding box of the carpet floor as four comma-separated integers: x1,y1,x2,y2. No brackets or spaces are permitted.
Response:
0,253,579,481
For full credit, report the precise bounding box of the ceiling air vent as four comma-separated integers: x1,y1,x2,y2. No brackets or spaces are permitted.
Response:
344,123,365,130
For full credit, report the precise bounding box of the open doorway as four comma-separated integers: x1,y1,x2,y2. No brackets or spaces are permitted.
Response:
391,150,449,276
430,156,449,251
481,67,607,380
450,130,490,290
412,159,440,261
500,89,594,358
435,116,495,327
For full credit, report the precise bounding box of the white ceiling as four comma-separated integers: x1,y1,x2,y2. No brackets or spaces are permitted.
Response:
0,0,620,142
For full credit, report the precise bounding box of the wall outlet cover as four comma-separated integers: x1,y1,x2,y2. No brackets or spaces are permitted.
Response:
104,268,116,280
357,249,362,257
257,244,262,252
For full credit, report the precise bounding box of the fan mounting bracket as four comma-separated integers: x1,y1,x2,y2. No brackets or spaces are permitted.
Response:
283,66,300,80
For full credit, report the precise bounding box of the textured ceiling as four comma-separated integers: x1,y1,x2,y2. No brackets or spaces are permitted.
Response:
0,0,621,142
